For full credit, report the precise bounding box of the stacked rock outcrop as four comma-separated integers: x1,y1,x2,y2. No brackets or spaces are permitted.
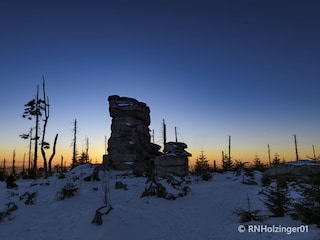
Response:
104,95,161,171
153,142,191,177
103,95,191,176
264,160,320,179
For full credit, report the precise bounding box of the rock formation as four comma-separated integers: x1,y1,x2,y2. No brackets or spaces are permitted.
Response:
103,95,191,176
153,142,191,177
264,160,320,178
104,95,161,172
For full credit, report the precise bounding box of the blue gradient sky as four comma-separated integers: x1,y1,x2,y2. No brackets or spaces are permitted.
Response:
1,0,320,168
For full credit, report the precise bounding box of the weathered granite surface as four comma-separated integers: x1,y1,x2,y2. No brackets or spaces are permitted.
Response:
154,142,191,177
105,95,161,171
104,95,191,176
264,160,320,178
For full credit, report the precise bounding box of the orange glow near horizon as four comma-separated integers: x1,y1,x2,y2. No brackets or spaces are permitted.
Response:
0,131,313,171
0,141,313,171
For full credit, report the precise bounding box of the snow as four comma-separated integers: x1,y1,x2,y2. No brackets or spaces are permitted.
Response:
0,164,319,240
285,160,319,166
117,101,133,107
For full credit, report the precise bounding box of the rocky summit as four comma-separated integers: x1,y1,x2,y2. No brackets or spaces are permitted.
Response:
105,95,161,172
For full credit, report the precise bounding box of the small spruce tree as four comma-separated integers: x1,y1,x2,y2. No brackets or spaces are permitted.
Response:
78,151,90,165
294,174,320,227
234,194,263,223
252,155,266,172
261,177,290,217
222,153,233,171
272,153,281,166
194,151,212,181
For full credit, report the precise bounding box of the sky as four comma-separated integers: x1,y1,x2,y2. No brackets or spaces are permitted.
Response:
1,0,320,169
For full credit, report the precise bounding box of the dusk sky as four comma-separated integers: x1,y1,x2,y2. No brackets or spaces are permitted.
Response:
1,0,320,168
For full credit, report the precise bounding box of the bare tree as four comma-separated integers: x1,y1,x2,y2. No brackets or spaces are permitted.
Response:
39,79,58,177
101,169,111,206
22,85,42,177
19,128,33,175
306,145,320,161
71,119,78,168
22,77,58,177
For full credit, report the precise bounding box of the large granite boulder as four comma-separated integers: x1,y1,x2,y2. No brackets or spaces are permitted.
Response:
154,142,191,177
164,142,189,154
105,95,161,171
108,95,150,126
264,160,320,178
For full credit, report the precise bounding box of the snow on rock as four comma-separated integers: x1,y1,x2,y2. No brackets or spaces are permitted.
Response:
264,160,320,178
0,165,319,240
106,95,160,171
285,160,319,166
117,101,134,107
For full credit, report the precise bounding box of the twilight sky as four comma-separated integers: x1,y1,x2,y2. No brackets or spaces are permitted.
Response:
1,0,320,168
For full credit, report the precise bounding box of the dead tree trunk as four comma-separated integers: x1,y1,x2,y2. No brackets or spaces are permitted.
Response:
91,205,113,225
39,78,59,177
40,78,49,177
48,134,58,176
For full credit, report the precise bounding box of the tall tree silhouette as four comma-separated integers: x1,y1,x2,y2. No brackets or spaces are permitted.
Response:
22,78,58,177
22,84,42,177
39,79,58,177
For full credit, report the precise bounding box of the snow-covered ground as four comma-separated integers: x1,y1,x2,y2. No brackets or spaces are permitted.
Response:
0,164,319,240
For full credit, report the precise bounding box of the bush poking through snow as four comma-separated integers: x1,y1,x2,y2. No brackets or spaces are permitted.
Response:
56,181,78,200
83,166,101,182
261,174,271,187
0,202,18,223
141,175,191,200
141,179,171,199
234,194,264,223
294,175,320,227
19,191,38,205
234,208,263,223
115,181,128,190
58,172,66,179
260,178,290,217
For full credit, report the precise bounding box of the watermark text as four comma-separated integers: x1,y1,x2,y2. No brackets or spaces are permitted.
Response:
238,224,309,235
